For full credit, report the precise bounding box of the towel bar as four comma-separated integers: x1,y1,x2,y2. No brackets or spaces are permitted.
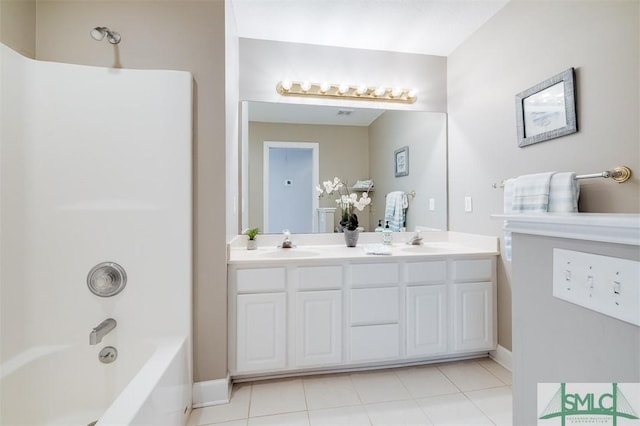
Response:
492,166,632,188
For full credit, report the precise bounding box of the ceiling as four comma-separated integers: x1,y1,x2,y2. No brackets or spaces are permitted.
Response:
230,0,509,57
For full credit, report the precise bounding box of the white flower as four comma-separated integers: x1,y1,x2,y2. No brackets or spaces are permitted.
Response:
318,176,372,217
353,192,371,211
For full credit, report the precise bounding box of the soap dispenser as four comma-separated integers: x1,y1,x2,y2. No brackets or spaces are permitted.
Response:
382,221,393,245
375,219,384,232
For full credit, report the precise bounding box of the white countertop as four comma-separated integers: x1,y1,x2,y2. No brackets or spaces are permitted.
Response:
228,231,499,264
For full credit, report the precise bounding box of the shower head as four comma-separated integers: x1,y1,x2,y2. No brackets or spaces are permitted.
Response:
90,26,121,45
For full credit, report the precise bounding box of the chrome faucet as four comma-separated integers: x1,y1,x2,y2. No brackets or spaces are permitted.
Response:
90,318,117,345
279,229,295,249
407,230,423,245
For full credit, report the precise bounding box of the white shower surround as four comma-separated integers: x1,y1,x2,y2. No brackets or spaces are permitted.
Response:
0,44,193,425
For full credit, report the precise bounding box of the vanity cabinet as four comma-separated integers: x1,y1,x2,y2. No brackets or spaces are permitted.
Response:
451,259,495,352
229,255,496,377
294,265,343,367
406,285,448,357
235,267,287,373
236,292,287,372
295,290,342,367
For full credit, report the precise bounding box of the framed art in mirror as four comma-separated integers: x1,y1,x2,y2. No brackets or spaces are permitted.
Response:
515,67,577,147
394,146,409,177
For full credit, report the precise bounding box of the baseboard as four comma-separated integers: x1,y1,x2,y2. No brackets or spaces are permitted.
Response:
489,344,512,372
192,374,231,408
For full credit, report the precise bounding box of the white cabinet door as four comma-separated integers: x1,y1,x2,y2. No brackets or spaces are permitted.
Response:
406,285,447,357
453,282,494,352
295,290,342,367
237,293,287,372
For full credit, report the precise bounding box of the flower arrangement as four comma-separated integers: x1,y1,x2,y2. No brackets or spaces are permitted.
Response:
316,177,372,231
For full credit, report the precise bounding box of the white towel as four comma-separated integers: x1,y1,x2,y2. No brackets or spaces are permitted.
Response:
503,178,516,262
362,244,392,255
548,172,580,212
504,171,580,261
385,191,408,231
512,172,555,212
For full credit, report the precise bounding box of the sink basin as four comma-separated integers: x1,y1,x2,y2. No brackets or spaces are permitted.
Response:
399,245,449,254
258,249,320,258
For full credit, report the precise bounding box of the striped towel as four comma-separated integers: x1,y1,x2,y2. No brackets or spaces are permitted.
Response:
503,179,516,262
504,172,580,261
548,172,580,212
385,191,408,231
512,172,555,212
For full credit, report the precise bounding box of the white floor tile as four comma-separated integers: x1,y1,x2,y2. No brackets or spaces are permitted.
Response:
350,370,412,404
249,379,307,417
210,420,248,426
396,365,459,399
465,386,513,426
188,384,251,425
437,361,504,392
248,411,310,426
308,405,372,426
477,358,513,385
417,393,494,426
303,374,362,410
365,399,432,426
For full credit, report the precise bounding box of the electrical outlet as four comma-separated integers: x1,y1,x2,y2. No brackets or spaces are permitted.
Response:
429,198,435,211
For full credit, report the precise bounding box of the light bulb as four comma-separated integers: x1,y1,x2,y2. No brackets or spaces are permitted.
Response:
374,87,386,97
281,80,292,91
300,81,311,92
391,88,403,98
319,82,330,93
407,89,417,99
338,84,350,94
356,85,368,95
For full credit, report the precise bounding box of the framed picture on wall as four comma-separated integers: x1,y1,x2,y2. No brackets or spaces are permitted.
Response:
394,146,409,177
515,67,578,147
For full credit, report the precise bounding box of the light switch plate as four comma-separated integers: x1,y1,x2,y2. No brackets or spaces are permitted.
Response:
464,196,473,212
552,248,640,326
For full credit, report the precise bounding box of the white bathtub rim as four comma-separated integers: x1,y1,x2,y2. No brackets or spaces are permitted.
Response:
0,344,72,380
97,335,189,426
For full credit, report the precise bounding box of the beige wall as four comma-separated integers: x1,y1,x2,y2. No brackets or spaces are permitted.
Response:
35,0,230,382
0,0,36,58
239,38,448,113
447,0,640,351
369,111,448,232
248,122,371,231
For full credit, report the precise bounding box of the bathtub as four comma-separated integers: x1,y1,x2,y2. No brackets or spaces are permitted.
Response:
0,337,191,426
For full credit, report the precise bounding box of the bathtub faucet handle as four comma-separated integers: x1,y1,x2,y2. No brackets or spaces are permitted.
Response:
90,318,117,345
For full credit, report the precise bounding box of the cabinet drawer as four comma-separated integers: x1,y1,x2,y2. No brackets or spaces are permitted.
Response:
350,287,399,325
452,259,493,282
237,268,286,292
296,265,342,290
351,263,399,286
350,324,399,361
405,261,447,284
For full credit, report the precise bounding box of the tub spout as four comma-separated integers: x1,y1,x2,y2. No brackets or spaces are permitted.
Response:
90,318,117,345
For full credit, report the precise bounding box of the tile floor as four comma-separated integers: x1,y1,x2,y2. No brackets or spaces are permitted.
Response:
188,357,512,426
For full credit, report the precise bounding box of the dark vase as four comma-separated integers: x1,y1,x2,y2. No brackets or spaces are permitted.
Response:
344,228,359,247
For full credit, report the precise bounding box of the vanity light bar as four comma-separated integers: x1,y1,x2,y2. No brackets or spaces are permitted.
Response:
276,81,417,104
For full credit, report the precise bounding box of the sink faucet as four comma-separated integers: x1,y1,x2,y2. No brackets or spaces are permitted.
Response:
279,229,295,249
407,230,423,245
90,318,117,345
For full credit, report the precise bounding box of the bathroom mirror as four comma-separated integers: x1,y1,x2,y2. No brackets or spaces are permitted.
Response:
240,101,447,234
